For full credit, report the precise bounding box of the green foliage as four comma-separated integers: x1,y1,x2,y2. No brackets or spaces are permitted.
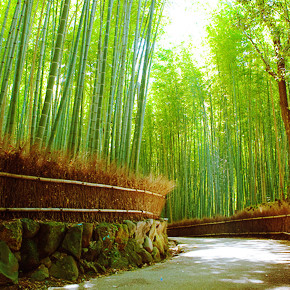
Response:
0,0,164,171
141,2,289,222
1,0,289,223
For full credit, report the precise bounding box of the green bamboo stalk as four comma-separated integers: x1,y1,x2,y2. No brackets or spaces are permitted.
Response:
93,0,114,153
231,68,243,211
47,0,87,151
114,0,132,161
131,0,155,172
34,0,71,149
30,0,52,147
0,0,12,60
67,1,90,154
121,0,142,164
0,1,22,116
68,0,97,155
5,0,33,138
16,0,42,145
86,0,105,152
102,0,121,159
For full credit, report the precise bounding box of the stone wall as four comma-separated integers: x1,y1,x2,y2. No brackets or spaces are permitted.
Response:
0,218,168,286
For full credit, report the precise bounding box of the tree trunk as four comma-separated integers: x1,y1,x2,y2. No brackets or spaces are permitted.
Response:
277,79,290,150
277,79,290,198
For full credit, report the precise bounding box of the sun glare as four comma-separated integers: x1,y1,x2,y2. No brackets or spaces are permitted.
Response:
158,0,220,65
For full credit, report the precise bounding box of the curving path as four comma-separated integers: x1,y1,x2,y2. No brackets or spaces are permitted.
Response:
51,237,290,289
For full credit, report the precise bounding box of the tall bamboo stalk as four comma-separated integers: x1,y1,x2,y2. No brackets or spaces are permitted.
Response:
34,0,71,148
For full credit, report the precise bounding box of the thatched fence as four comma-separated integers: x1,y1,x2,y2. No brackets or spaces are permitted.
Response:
168,215,290,239
0,172,166,222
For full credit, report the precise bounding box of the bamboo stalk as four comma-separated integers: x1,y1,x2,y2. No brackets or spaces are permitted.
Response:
34,0,71,148
68,0,97,155
46,0,87,151
93,0,114,154
0,171,165,198
5,0,34,137
30,0,52,147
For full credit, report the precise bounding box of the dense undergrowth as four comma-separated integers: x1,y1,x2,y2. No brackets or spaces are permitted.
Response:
0,144,175,196
169,200,290,227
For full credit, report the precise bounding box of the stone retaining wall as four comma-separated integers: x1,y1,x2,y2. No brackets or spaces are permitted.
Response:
0,218,168,286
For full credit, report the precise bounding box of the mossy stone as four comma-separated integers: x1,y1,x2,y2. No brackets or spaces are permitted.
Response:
154,234,165,255
124,238,142,254
139,248,153,264
115,224,129,250
124,239,142,267
82,223,94,248
123,220,136,237
50,254,78,281
109,247,129,269
38,222,66,258
29,264,49,281
21,219,40,239
0,220,23,251
82,240,102,261
20,239,40,272
94,223,116,252
127,251,142,267
156,220,167,235
143,236,153,253
152,246,161,262
148,220,157,241
135,221,151,245
0,241,19,285
40,257,52,269
62,224,83,260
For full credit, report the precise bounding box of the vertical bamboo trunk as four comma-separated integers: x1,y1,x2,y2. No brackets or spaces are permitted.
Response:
5,0,33,138
0,1,22,119
34,0,71,149
0,0,12,62
30,0,51,147
122,0,143,164
86,0,105,152
102,0,121,159
93,0,114,153
270,79,285,200
47,0,87,151
131,0,155,172
114,0,132,161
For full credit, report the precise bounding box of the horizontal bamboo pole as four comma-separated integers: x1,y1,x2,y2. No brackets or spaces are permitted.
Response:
168,214,290,230
180,232,290,237
0,172,165,199
0,207,155,216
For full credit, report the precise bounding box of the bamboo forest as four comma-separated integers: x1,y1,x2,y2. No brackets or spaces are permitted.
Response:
0,0,289,222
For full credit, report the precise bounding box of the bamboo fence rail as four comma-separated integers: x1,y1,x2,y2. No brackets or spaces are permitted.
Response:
0,172,165,222
0,208,154,215
0,172,165,198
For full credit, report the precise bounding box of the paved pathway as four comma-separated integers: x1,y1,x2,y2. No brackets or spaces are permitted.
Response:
52,237,290,289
